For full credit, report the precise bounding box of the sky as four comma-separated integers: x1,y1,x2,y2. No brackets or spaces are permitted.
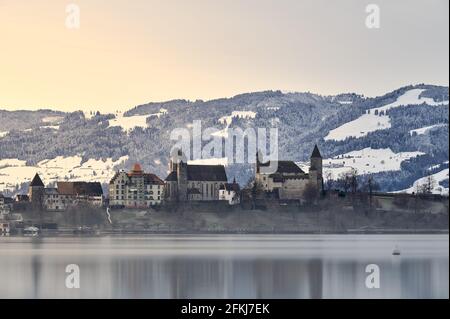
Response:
0,0,448,113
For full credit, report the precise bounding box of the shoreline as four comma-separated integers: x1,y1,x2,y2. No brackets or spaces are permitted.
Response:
3,229,448,237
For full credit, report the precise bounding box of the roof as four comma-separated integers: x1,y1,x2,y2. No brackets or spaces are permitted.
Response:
187,165,228,182
311,145,322,158
165,165,228,182
130,163,143,176
57,182,103,196
30,174,44,187
144,173,165,185
165,171,177,182
260,160,305,175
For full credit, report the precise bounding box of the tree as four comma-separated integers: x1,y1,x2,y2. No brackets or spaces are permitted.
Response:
324,171,334,191
415,176,436,195
349,168,359,193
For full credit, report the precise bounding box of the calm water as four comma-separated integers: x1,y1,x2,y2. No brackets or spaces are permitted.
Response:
0,235,448,299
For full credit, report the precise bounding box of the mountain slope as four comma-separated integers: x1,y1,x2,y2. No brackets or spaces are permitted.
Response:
0,84,448,195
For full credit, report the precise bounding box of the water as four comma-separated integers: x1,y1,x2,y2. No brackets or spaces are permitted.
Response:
0,235,448,299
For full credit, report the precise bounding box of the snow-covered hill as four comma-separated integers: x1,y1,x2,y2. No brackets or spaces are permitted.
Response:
0,84,448,194
325,89,449,141
0,156,128,194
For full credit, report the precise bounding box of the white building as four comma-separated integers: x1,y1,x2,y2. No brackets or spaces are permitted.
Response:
219,179,241,205
109,164,165,208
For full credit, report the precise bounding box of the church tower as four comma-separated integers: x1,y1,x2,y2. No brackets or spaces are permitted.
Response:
170,148,188,201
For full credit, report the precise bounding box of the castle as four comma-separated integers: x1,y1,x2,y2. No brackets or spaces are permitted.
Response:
255,145,323,200
28,173,104,211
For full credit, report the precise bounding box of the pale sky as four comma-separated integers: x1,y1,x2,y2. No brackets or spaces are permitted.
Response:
0,0,448,112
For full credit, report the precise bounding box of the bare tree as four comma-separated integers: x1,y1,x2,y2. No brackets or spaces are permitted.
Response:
349,168,358,193
416,176,436,195
325,171,334,191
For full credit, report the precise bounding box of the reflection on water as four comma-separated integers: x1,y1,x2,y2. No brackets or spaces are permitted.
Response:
0,235,448,299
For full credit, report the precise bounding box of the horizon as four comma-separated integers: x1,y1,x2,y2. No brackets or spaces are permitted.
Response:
1,82,448,114
0,0,448,113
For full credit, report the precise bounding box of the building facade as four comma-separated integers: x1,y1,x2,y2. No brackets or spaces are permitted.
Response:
109,164,164,208
165,149,228,202
27,174,104,211
255,145,323,200
219,179,241,205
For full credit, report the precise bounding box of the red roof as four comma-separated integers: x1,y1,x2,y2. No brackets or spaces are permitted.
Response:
130,163,143,176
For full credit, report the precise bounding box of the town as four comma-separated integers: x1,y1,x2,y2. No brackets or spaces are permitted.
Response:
0,145,448,236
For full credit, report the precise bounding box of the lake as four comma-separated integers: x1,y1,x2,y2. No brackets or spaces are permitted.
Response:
0,234,448,299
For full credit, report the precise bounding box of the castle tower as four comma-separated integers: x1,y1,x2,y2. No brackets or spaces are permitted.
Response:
28,173,44,209
310,145,323,190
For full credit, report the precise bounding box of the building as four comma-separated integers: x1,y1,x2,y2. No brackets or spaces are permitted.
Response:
56,182,104,208
0,194,13,214
255,145,323,200
27,173,104,211
15,195,29,202
0,221,9,235
165,149,228,201
28,174,45,209
219,179,241,205
109,164,165,208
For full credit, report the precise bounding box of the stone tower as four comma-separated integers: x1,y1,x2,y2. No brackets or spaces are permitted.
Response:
170,148,188,201
310,145,323,190
177,160,188,201
28,173,44,209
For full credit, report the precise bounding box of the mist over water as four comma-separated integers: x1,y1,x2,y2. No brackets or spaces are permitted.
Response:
0,235,448,299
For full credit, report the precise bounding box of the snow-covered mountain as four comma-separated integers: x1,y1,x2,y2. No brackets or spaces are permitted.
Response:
0,84,448,195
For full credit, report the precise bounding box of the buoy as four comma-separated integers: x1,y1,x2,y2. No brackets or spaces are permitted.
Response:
392,246,401,256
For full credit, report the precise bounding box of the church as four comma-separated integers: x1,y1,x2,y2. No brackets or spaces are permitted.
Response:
255,145,323,200
165,149,228,202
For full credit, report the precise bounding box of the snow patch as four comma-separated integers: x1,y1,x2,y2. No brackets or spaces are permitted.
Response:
325,89,449,141
41,116,63,124
214,111,257,138
0,156,129,194
313,148,425,178
325,113,391,141
397,169,449,195
409,124,448,136
0,131,8,138
218,111,257,126
108,109,167,132
41,125,60,130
